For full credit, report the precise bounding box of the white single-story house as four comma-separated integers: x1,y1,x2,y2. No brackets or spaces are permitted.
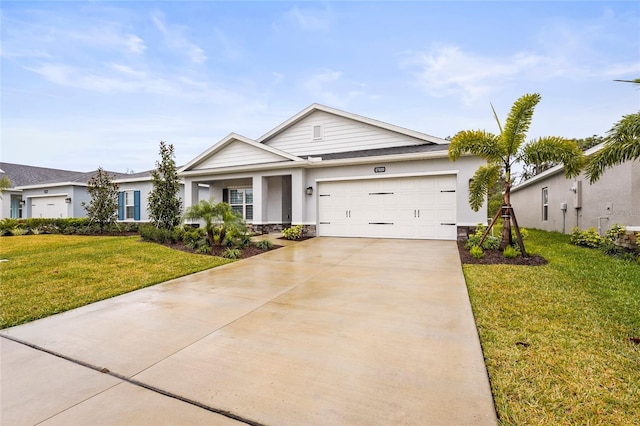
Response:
510,143,640,235
2,104,487,240
179,104,486,240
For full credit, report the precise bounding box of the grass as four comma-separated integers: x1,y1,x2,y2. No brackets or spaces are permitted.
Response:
0,235,232,329
464,229,640,425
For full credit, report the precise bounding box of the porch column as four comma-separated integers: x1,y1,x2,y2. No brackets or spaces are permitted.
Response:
251,175,268,225
183,180,199,213
291,169,305,225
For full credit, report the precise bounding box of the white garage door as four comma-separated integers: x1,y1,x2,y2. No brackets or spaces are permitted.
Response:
318,175,457,240
31,196,68,218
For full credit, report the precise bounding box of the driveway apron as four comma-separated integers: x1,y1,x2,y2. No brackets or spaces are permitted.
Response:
1,238,497,425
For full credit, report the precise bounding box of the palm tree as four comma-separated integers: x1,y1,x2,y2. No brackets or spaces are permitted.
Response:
449,93,584,253
0,176,10,197
585,79,640,183
183,199,246,254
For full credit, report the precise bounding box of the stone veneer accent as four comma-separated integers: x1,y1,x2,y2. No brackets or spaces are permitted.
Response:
616,230,639,251
249,224,317,237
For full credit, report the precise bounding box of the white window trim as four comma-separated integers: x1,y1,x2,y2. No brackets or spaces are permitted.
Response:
124,190,136,220
542,187,549,221
228,187,253,221
312,123,323,141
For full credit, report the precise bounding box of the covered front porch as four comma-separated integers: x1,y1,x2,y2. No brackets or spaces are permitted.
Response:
183,169,315,235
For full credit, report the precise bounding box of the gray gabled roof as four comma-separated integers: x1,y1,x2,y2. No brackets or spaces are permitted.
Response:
311,143,450,161
0,162,142,189
0,162,87,188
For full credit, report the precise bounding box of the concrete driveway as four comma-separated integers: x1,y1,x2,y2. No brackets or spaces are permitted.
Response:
1,237,497,426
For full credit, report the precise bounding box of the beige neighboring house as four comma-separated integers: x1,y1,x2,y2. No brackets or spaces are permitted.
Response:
510,143,640,235
180,103,486,240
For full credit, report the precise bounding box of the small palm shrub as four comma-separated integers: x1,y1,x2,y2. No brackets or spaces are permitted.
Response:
282,225,304,240
222,248,242,259
255,239,273,250
470,245,484,259
503,246,519,258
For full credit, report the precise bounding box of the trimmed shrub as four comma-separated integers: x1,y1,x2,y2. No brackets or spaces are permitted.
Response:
470,245,484,259
570,227,602,248
282,225,304,240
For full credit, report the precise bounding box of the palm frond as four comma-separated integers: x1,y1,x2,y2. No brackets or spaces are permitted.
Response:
521,137,585,178
500,93,541,157
491,102,503,134
585,112,640,183
449,130,503,162
468,163,501,211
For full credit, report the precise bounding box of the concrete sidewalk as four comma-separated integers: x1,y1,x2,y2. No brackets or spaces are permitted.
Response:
1,238,497,425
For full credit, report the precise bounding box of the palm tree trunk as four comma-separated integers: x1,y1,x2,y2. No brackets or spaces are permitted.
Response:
500,168,513,250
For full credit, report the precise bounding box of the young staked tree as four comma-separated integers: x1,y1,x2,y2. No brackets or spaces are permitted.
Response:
83,167,120,232
449,93,584,254
148,141,182,229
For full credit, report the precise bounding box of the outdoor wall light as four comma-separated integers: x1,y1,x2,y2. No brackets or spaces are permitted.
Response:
306,186,313,195
65,197,72,203
19,200,26,207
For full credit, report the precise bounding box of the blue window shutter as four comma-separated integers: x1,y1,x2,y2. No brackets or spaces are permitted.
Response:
134,190,141,221
118,192,124,220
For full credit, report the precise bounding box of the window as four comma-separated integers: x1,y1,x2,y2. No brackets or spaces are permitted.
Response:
542,187,548,221
124,191,135,219
118,190,140,221
229,188,253,220
312,124,323,141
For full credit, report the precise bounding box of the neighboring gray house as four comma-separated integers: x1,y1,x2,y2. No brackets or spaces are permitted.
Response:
511,143,640,235
0,163,155,221
180,104,486,240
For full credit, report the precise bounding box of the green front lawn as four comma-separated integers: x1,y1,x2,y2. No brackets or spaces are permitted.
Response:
0,235,232,329
464,229,639,425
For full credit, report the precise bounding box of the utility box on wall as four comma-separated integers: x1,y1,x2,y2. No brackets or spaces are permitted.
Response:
572,180,582,209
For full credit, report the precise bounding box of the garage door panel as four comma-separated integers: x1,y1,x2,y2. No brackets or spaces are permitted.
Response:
318,175,457,240
30,196,68,219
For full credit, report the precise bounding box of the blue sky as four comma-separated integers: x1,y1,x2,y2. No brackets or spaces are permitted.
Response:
2,1,639,173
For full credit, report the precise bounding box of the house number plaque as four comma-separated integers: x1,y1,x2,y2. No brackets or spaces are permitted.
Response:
374,167,386,173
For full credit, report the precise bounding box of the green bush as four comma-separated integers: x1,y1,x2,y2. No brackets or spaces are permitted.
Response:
139,224,180,244
605,224,625,242
255,239,273,250
183,228,208,250
282,225,304,240
470,245,484,259
0,218,138,236
222,248,242,259
503,246,519,258
465,224,500,250
569,227,603,248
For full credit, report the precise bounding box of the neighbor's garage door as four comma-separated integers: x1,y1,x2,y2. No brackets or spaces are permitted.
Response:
318,175,457,240
30,196,68,218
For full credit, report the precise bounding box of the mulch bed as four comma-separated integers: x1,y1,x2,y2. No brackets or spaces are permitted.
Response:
457,241,548,266
160,241,283,259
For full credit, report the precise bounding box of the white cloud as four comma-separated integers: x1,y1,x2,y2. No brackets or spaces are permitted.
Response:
151,12,206,64
301,70,366,107
401,45,552,104
282,6,332,31
401,43,640,105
